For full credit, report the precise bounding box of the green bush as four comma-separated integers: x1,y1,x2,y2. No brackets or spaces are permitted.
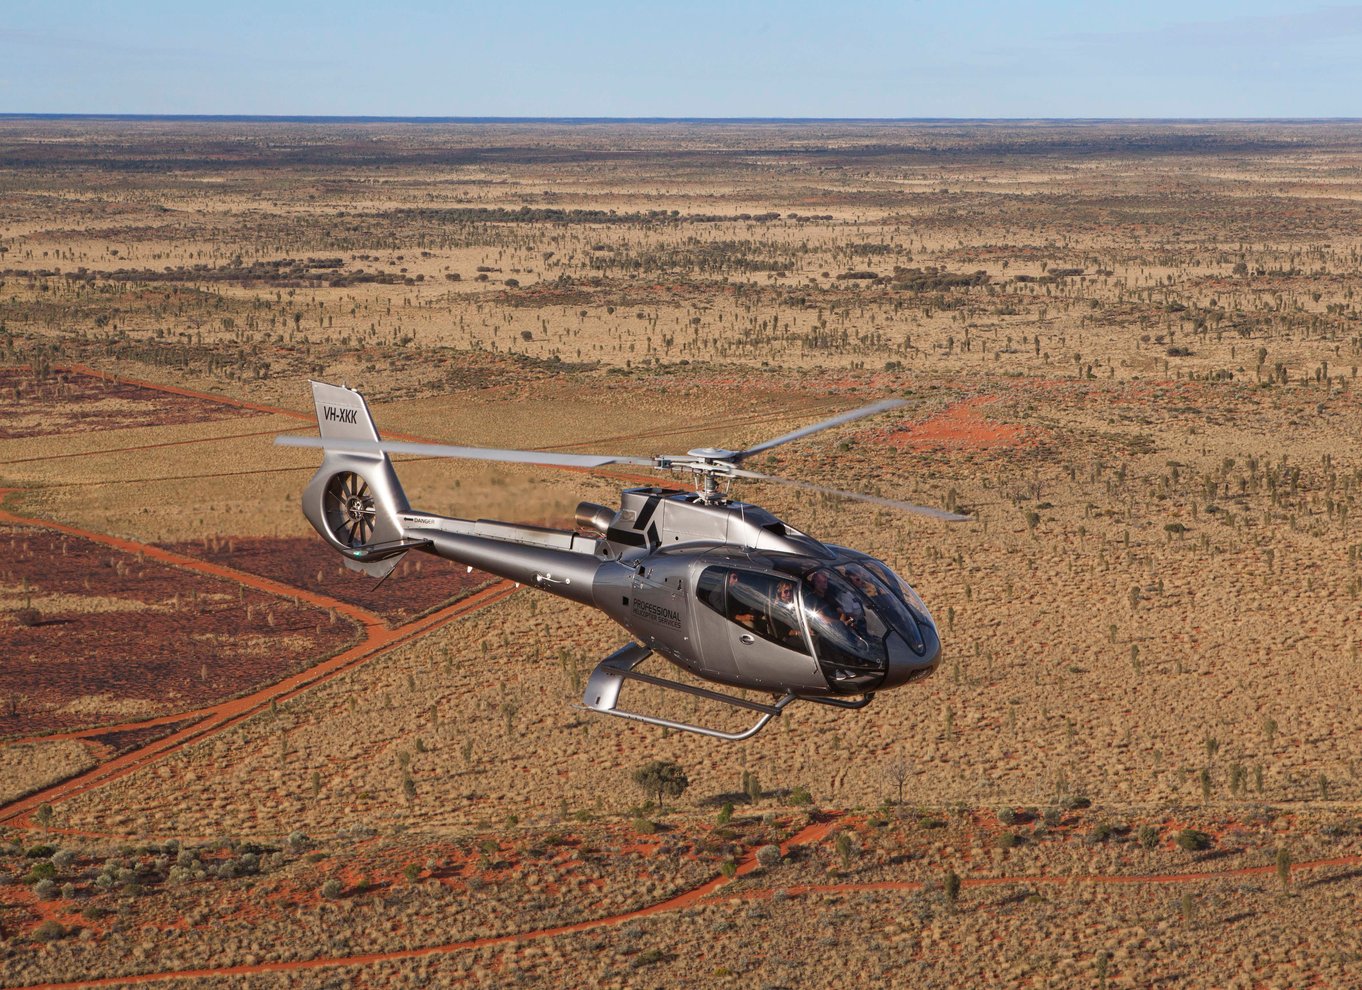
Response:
788,785,813,806
321,878,343,899
632,818,657,835
1175,829,1212,852
1137,824,1159,850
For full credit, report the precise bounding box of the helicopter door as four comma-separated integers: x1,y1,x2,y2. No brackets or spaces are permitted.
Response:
721,571,815,687
692,566,741,680
694,566,818,689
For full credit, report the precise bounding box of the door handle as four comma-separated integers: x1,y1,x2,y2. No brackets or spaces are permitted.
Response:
739,634,756,645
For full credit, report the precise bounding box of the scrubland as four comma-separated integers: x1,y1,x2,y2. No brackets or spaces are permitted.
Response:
2,119,1362,987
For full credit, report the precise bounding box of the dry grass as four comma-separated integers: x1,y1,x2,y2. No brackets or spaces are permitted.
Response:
2,119,1362,987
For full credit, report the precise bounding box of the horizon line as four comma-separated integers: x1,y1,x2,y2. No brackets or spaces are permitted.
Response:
4,113,1362,125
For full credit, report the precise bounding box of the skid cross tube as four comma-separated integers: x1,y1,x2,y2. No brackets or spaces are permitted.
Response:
581,643,799,741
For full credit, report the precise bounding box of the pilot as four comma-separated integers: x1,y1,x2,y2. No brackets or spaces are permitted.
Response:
836,585,866,634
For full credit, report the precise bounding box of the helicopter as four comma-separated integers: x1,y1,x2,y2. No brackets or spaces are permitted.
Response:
277,382,968,740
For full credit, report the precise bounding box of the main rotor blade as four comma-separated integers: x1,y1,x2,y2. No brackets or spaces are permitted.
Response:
730,467,971,522
732,398,908,462
275,435,655,469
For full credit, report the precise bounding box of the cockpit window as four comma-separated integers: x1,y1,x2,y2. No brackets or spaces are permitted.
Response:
696,566,809,655
801,569,889,685
834,560,926,655
856,557,933,624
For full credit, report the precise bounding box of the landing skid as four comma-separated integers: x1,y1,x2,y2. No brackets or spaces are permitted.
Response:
580,643,801,741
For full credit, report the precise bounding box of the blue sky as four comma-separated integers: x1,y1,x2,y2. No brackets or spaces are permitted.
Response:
2,1,1359,117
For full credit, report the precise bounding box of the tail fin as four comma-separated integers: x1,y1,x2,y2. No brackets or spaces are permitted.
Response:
300,382,413,578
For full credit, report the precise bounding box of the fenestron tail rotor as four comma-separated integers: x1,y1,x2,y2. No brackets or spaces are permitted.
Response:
323,471,378,548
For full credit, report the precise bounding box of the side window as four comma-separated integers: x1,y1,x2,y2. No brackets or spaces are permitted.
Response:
724,571,809,655
696,566,727,615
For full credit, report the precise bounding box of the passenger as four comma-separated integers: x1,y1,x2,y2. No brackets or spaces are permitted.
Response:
772,579,804,649
841,563,881,600
726,570,758,631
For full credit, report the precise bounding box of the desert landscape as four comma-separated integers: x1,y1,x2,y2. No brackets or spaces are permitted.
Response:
2,118,1361,987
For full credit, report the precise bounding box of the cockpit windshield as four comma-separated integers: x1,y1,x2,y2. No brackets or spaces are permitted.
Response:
800,568,889,690
832,561,927,655
856,557,934,628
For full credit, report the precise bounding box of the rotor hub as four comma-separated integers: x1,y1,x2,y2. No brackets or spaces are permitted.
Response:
686,447,738,461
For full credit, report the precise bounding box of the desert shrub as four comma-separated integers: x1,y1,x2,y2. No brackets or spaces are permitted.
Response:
60,882,75,900
1062,795,1091,810
631,948,668,969
997,807,1017,826
943,870,961,906
835,831,856,870
13,607,41,627
51,849,75,870
1086,824,1115,845
1175,829,1212,852
33,878,56,899
995,831,1021,849
33,920,66,942
1042,808,1062,827
716,802,734,826
321,878,343,899
719,860,737,878
81,905,110,921
788,785,813,806
1137,825,1159,850
27,862,56,883
25,844,55,859
755,844,782,868
287,830,310,852
632,818,658,835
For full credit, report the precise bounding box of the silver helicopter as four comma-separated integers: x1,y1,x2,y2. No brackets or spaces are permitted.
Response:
277,382,967,740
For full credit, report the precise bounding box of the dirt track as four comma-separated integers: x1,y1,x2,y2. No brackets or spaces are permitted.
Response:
6,815,1360,990
0,488,517,826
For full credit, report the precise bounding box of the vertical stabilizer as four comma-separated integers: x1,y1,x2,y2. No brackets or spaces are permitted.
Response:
299,382,412,576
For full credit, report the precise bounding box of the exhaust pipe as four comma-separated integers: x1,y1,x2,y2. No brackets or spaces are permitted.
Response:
575,501,615,535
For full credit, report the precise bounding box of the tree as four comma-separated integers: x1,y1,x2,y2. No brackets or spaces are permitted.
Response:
886,756,909,806
1276,845,1292,892
631,760,689,813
